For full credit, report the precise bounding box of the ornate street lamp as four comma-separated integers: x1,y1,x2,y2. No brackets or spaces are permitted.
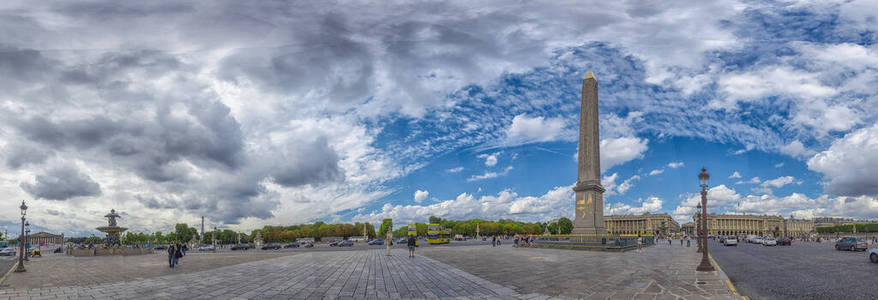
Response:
24,221,30,261
697,168,715,272
696,204,702,253
15,201,27,272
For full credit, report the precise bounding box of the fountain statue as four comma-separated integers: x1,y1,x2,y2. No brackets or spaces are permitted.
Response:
96,209,127,247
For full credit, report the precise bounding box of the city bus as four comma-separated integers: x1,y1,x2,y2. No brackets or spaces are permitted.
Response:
427,224,450,245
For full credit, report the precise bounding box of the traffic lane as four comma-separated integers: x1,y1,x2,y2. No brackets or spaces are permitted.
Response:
709,240,876,300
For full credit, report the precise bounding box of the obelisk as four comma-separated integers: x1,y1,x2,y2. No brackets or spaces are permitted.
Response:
571,71,607,235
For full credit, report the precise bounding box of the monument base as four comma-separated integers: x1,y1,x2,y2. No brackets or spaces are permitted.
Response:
570,226,607,235
530,235,653,252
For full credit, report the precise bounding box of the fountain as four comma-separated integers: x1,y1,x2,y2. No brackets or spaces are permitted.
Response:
96,209,127,247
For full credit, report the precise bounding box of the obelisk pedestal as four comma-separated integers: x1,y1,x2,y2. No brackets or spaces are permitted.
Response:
571,71,607,235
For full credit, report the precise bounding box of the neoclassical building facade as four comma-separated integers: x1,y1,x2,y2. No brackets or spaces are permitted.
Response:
604,213,680,236
29,231,65,245
693,214,815,237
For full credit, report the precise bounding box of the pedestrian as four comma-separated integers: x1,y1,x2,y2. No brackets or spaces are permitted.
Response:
636,234,642,253
175,243,183,265
167,244,176,268
529,234,534,247
182,243,188,256
497,235,501,246
407,234,416,258
680,238,683,246
668,238,672,246
492,235,497,247
686,237,690,247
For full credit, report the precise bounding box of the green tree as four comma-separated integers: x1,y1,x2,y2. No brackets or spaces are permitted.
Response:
429,216,442,224
558,217,573,234
378,218,393,237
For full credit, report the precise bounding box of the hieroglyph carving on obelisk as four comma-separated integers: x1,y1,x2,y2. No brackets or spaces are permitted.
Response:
571,71,607,235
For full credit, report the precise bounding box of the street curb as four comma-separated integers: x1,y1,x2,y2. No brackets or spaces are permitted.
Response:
709,253,747,300
0,260,18,288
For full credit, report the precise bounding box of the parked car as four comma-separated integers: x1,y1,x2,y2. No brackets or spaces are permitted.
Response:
835,237,868,251
0,248,15,256
869,248,878,263
776,237,792,246
368,239,384,245
763,238,777,246
197,245,216,251
337,240,354,247
722,237,738,246
261,243,282,250
283,243,299,248
329,241,340,247
154,244,168,250
303,243,314,248
231,244,251,251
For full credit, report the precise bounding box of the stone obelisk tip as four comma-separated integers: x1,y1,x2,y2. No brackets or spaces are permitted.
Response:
584,71,596,81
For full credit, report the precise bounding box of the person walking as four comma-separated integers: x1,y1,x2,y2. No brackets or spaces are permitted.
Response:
182,243,188,256
636,234,642,253
529,234,534,247
680,238,683,246
174,243,183,266
167,244,176,268
492,235,497,247
407,235,416,258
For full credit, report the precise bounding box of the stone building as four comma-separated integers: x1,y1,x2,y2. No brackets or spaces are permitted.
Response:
604,213,680,236
693,214,815,237
29,231,64,245
681,222,695,237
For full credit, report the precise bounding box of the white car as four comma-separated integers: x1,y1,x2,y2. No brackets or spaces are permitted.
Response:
763,238,777,246
723,237,738,246
0,247,16,256
869,248,878,263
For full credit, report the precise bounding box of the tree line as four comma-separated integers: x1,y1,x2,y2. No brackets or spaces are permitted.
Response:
70,216,574,245
816,223,878,233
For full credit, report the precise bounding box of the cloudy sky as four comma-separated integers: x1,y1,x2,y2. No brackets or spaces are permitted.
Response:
2,0,878,237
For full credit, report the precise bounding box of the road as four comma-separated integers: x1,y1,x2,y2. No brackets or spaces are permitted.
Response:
203,238,496,253
709,239,877,300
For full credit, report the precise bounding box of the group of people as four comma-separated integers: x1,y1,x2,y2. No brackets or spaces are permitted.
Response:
167,243,189,268
513,234,533,248
491,235,503,247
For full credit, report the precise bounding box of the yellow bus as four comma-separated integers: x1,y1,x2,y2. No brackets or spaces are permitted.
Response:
427,224,450,245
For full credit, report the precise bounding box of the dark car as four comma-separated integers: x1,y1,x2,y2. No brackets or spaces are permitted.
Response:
303,243,314,248
283,243,299,248
261,243,281,250
368,239,384,245
835,237,867,251
231,244,251,251
776,237,792,246
154,244,168,250
329,241,340,247
337,240,354,247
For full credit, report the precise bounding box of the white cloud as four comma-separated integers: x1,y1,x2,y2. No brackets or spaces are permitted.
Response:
477,152,500,167
648,169,664,176
607,197,663,215
599,137,649,172
352,185,576,224
617,175,641,195
467,166,514,182
667,162,684,168
414,190,429,203
446,167,464,173
760,176,796,188
808,124,878,196
673,184,741,221
774,162,784,168
735,177,761,185
729,171,742,179
504,114,567,146
714,66,838,110
601,173,620,197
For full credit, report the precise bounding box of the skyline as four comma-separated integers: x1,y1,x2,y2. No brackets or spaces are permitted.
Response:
2,1,878,237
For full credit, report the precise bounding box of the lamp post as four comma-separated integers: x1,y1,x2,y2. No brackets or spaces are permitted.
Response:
213,226,217,250
24,221,30,261
15,201,27,272
697,168,715,272
696,204,702,253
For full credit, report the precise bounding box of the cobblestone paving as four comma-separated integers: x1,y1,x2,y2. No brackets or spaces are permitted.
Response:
420,242,737,300
0,251,297,289
0,249,517,299
710,239,877,300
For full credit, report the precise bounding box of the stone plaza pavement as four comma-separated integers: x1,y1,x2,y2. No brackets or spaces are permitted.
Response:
420,242,738,300
0,244,737,300
0,249,517,299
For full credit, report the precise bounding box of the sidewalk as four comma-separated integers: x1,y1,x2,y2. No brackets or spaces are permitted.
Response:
420,242,740,299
